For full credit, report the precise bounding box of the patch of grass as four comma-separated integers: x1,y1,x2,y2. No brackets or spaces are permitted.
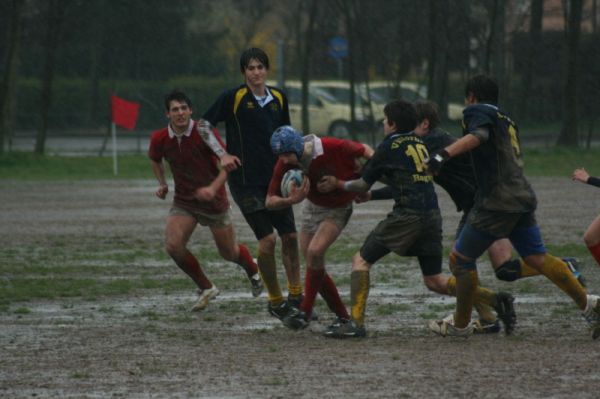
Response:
14,307,31,314
3,148,599,181
0,152,151,180
70,372,90,379
374,303,411,315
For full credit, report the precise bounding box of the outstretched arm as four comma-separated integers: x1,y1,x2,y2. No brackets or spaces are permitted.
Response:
426,132,482,174
573,168,600,188
198,119,241,172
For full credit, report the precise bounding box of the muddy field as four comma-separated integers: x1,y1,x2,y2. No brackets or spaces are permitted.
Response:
1,177,600,398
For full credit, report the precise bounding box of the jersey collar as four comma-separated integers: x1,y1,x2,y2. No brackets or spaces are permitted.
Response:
168,119,194,139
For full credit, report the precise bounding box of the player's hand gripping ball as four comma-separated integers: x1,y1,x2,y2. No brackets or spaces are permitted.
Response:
280,169,305,198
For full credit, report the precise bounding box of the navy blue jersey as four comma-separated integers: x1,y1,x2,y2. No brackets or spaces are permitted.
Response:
422,128,476,212
462,104,536,212
203,84,290,187
362,131,438,212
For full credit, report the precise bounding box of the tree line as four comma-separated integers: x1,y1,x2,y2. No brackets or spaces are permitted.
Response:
1,0,598,154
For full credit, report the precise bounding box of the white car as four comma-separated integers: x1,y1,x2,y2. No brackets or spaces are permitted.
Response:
268,80,373,138
368,81,463,121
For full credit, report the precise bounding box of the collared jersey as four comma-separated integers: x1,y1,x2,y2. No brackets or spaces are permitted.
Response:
268,136,365,208
422,127,476,212
362,131,438,212
148,121,229,214
203,84,290,188
462,104,536,212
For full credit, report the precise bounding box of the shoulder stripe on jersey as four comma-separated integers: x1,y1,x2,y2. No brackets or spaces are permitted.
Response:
271,88,284,108
233,87,249,114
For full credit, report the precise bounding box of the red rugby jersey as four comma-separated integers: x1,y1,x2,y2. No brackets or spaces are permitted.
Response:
268,136,365,208
148,122,229,214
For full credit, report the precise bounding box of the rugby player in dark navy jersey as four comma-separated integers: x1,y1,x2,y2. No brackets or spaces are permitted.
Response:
426,75,600,339
318,99,507,338
413,101,585,333
202,48,303,322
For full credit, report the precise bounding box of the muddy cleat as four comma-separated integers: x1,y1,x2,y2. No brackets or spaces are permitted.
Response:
325,320,366,339
428,314,473,338
563,257,586,288
323,316,350,337
582,295,600,339
473,318,501,334
249,273,263,297
268,300,295,321
288,294,318,321
191,285,220,312
282,308,309,330
493,291,517,335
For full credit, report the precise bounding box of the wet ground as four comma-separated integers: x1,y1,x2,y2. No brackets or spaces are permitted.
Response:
1,177,600,398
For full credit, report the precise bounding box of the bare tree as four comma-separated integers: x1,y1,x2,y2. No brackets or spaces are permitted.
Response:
34,0,70,154
0,0,24,154
556,0,583,147
298,0,319,133
520,0,544,115
427,0,450,119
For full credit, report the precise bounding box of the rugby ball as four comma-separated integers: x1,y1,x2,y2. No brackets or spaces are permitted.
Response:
280,169,304,198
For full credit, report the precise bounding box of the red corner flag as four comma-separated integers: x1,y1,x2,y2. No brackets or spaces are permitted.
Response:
111,95,140,130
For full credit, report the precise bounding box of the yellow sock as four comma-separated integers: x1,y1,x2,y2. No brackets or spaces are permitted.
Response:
447,275,496,321
539,254,587,309
519,259,541,278
350,270,370,327
453,270,478,328
287,282,303,298
257,250,283,305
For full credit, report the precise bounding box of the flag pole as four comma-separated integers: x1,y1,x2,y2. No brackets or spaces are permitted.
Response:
111,122,118,175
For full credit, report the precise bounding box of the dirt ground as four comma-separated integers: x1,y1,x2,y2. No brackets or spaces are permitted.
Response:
1,176,600,398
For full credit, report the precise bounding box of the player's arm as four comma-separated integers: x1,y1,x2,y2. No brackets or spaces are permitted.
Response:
266,177,309,209
194,168,228,202
573,168,600,187
425,132,483,174
150,159,168,199
197,119,241,172
318,176,371,194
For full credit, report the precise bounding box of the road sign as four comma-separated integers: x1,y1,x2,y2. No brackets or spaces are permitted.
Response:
329,36,348,59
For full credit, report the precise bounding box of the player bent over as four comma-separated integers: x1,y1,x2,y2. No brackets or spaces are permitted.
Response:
148,90,262,311
425,75,600,339
318,99,514,338
266,126,373,334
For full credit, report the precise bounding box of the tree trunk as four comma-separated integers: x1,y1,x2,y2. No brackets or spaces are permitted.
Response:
299,0,318,134
35,0,69,155
556,0,583,147
521,0,543,115
0,0,24,154
427,0,450,120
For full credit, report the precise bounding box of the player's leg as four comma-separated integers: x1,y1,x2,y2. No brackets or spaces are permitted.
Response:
302,220,346,318
242,209,289,316
510,213,587,308
164,209,217,311
299,203,351,320
584,214,600,266
491,238,585,286
209,221,261,297
270,206,303,303
448,222,498,332
326,223,392,339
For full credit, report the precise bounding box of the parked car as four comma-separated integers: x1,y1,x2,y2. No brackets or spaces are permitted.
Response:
268,80,373,138
368,81,463,121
